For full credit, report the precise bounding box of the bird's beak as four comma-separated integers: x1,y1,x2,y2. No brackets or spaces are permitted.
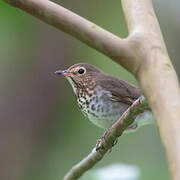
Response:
54,70,70,76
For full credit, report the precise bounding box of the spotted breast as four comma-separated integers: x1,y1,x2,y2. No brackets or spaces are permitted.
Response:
55,63,141,130
76,85,129,129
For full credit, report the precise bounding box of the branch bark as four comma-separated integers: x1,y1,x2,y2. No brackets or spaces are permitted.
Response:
64,97,149,180
3,0,180,179
3,0,137,73
122,1,180,179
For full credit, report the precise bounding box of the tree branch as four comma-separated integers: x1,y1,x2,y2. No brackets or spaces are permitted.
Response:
64,96,149,180
3,0,137,73
3,0,180,179
121,1,180,179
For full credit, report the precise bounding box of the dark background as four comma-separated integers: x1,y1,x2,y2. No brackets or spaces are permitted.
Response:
0,0,179,179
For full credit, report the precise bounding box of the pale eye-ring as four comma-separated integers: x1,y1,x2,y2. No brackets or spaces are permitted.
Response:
78,67,86,74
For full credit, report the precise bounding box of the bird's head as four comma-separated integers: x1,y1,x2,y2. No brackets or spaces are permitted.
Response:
55,63,102,94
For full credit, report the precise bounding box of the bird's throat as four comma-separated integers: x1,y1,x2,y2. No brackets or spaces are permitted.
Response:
66,77,78,95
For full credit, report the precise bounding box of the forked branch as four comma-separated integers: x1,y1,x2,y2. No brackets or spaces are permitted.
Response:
3,0,180,179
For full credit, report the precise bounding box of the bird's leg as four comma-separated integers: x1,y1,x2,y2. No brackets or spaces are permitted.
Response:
96,129,118,151
96,129,110,151
101,129,110,143
95,139,102,150
102,129,118,146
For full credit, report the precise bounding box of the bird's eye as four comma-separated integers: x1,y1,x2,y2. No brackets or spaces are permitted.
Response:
78,68,85,74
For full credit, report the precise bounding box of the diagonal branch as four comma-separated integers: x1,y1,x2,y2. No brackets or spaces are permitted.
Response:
3,0,137,73
63,96,150,180
3,0,180,179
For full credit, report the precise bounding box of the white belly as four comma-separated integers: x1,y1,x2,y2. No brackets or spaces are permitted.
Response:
77,86,129,129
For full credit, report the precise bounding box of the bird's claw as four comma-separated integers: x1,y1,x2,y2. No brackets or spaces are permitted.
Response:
95,129,118,151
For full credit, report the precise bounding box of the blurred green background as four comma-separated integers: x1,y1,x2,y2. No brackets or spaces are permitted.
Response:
1,0,179,179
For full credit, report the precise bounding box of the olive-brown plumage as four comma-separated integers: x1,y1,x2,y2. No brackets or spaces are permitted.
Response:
55,63,141,129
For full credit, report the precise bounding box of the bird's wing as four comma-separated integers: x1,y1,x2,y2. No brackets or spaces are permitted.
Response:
98,75,142,105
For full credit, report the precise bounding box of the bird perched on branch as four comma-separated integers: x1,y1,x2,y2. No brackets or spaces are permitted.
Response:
55,63,141,130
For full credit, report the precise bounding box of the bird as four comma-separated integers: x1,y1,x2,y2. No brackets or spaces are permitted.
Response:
55,63,142,130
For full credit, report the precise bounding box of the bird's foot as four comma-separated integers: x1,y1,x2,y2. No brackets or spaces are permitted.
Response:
96,129,118,151
127,124,137,130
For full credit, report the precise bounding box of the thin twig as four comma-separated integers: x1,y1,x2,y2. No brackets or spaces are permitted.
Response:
63,96,149,180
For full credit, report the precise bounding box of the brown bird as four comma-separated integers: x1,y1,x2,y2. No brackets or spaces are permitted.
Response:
55,63,141,129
